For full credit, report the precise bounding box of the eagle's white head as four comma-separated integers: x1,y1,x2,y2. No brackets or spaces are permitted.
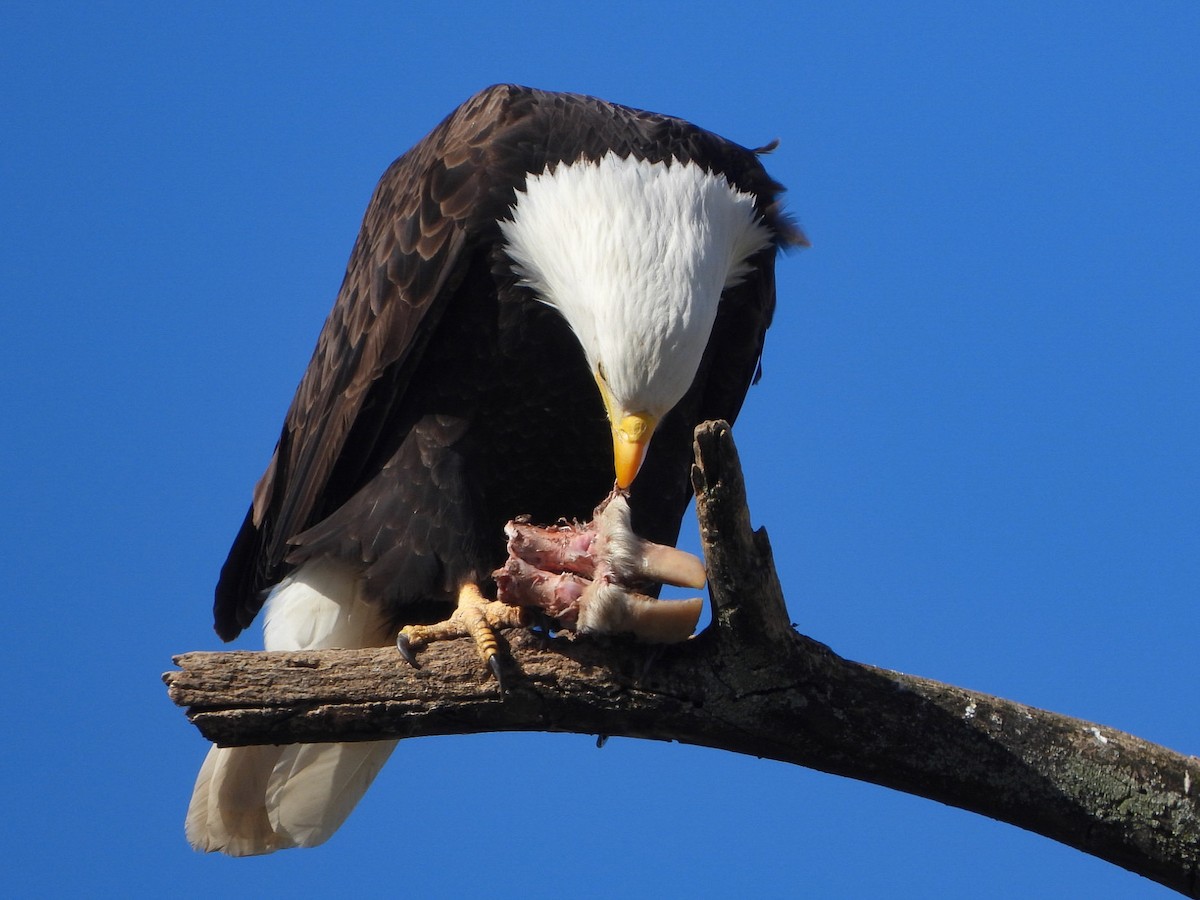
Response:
500,151,773,487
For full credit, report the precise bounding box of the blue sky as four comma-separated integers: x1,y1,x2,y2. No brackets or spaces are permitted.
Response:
3,3,1196,897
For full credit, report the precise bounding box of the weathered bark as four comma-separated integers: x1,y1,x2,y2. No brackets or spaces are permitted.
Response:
166,421,1200,897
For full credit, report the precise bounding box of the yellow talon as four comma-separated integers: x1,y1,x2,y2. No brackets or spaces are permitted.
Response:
395,582,523,681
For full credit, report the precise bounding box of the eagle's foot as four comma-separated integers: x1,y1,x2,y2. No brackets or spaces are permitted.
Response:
492,492,706,643
396,583,525,686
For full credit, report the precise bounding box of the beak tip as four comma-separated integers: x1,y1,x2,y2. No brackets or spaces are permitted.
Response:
609,412,657,491
612,440,648,490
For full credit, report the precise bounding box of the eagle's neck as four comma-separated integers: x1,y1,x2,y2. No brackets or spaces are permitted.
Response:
499,152,772,419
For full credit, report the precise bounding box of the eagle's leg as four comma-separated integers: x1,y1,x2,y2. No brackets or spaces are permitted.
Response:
395,583,525,683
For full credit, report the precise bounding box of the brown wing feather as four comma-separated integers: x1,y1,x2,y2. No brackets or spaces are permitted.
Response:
214,85,527,639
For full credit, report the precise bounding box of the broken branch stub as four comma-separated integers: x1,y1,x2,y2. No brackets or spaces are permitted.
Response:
691,420,793,645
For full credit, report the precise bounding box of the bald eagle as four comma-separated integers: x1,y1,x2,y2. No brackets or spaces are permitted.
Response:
187,84,802,856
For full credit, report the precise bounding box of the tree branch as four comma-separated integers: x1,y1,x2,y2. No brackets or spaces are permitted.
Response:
166,421,1200,897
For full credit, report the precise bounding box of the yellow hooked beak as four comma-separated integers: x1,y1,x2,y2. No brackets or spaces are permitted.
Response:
595,371,658,489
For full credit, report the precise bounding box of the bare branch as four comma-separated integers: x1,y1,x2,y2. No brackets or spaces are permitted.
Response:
166,421,1200,897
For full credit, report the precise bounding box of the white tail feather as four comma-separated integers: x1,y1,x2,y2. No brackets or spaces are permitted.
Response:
265,740,399,847
186,745,295,856
186,559,396,855
263,558,392,651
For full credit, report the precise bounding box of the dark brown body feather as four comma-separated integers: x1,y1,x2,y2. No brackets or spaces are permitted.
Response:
214,84,798,641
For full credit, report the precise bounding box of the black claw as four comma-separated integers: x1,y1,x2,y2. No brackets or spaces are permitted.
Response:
396,633,421,669
488,653,504,691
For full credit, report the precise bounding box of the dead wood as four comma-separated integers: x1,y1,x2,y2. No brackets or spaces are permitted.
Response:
166,421,1200,896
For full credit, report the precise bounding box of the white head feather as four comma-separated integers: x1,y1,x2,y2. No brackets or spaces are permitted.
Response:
500,152,772,418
